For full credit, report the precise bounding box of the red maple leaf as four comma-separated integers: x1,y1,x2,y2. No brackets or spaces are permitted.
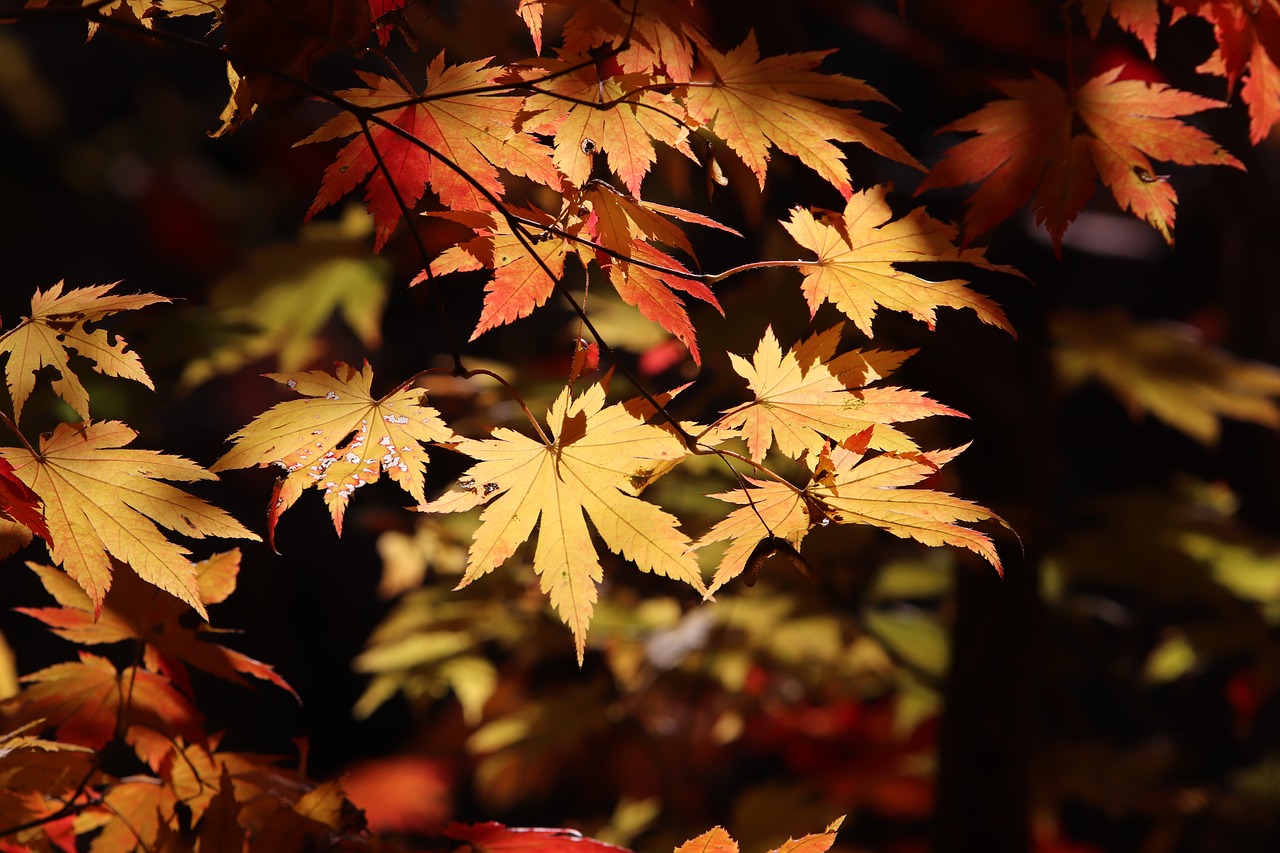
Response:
300,58,560,249
1170,0,1280,143
919,66,1242,251
0,456,49,545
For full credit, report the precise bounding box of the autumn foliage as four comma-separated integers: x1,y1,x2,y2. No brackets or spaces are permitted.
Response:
2,0,1280,852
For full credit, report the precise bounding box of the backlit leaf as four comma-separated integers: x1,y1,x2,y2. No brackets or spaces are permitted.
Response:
0,422,259,619
213,362,454,545
781,186,1015,337
919,67,1242,251
421,382,705,663
0,281,166,424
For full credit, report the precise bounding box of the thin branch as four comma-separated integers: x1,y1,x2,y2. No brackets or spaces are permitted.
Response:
0,410,38,456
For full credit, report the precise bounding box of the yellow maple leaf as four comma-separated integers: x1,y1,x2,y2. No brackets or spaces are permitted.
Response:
0,421,258,618
1052,308,1280,443
212,362,455,545
684,32,921,199
718,324,962,462
421,382,705,663
0,281,167,424
781,186,1016,337
699,437,1005,592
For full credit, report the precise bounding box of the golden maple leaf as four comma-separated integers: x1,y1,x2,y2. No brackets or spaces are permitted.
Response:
0,422,258,619
699,436,1005,592
0,281,167,424
717,324,962,463
684,32,922,199
212,362,455,545
421,382,705,663
781,186,1016,337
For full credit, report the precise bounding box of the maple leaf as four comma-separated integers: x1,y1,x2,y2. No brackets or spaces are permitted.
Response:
683,32,922,200
0,281,167,424
212,362,454,545
781,186,1016,337
180,207,390,389
1169,0,1280,143
0,721,94,796
2,652,203,750
918,67,1243,251
299,59,560,249
1081,0,1162,57
717,325,963,463
675,817,846,853
699,435,1005,592
561,0,703,79
1052,308,1280,443
421,382,705,663
0,422,258,619
513,54,697,194
422,207,586,340
518,0,546,54
18,553,295,698
582,183,733,363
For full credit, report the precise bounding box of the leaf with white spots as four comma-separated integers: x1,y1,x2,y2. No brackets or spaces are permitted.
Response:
212,362,455,547
420,382,705,663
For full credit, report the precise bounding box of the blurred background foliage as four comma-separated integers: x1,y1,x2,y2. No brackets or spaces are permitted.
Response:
2,1,1280,851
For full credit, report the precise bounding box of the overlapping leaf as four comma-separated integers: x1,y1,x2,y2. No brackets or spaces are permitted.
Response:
2,652,203,750
513,55,697,194
0,421,258,619
0,281,166,423
718,324,962,462
300,58,560,249
420,382,704,662
699,434,1005,592
18,552,294,698
684,31,922,199
560,0,703,78
919,66,1242,251
781,185,1015,337
1169,0,1280,143
213,362,454,545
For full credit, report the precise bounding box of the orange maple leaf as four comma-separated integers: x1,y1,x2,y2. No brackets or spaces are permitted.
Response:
684,32,922,199
699,435,1005,592
422,207,587,340
675,817,846,853
0,281,167,424
512,54,697,194
3,652,203,750
213,362,454,546
421,382,704,663
781,185,1015,337
1169,0,1280,143
18,553,295,698
1081,0,1163,57
562,0,703,79
0,421,259,619
919,66,1242,251
300,59,560,249
717,325,963,462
